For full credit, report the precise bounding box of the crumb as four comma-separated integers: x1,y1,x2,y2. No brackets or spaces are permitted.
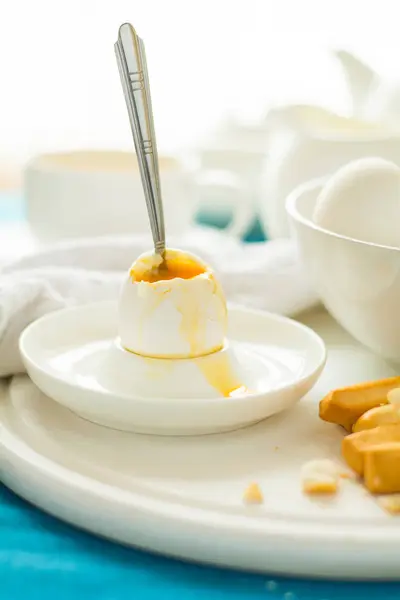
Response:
301,459,340,495
303,480,338,495
339,471,353,480
243,482,264,504
274,446,279,451
379,495,400,515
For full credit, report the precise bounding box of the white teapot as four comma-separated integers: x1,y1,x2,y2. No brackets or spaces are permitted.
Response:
259,103,400,239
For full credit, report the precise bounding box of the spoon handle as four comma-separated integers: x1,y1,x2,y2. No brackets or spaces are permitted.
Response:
115,23,166,255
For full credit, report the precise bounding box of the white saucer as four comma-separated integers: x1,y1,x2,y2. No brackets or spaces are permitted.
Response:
19,301,326,435
3,306,400,580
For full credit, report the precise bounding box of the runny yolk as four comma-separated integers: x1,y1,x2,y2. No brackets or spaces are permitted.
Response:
132,256,205,283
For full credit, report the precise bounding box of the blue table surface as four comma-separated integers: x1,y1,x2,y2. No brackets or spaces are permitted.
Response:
1,193,399,599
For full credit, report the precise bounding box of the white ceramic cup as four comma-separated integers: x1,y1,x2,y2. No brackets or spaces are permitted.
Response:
23,151,197,242
24,150,254,243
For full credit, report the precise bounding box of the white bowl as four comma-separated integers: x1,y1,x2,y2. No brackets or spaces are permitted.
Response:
286,178,400,362
19,301,326,436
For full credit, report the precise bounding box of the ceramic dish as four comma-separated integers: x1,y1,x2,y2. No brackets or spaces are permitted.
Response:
19,301,326,435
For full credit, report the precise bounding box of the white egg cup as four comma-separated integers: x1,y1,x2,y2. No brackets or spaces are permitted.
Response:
19,300,326,436
104,339,254,399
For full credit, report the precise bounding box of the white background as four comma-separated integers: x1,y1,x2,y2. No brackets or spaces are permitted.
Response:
1,0,399,174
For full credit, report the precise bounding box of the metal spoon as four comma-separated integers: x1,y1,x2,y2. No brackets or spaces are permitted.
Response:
115,23,166,258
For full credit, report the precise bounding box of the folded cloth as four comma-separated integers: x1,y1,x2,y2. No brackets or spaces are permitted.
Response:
0,226,319,378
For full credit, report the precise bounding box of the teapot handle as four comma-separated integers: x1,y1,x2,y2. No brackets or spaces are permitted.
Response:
334,50,377,116
194,169,255,239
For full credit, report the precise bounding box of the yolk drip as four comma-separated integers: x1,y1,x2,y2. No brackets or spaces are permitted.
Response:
196,350,248,398
176,271,227,359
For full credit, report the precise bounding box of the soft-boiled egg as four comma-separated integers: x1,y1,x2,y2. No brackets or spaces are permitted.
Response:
313,157,400,247
118,248,248,398
118,248,227,359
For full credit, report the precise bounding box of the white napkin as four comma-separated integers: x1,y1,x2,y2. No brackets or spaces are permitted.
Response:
0,226,319,378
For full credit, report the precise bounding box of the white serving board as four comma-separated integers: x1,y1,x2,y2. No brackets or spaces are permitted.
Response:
1,306,399,580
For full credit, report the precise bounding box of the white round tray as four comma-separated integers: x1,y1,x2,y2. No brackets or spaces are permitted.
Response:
1,307,400,580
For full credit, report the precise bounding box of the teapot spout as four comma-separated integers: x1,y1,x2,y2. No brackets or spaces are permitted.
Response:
334,49,378,117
